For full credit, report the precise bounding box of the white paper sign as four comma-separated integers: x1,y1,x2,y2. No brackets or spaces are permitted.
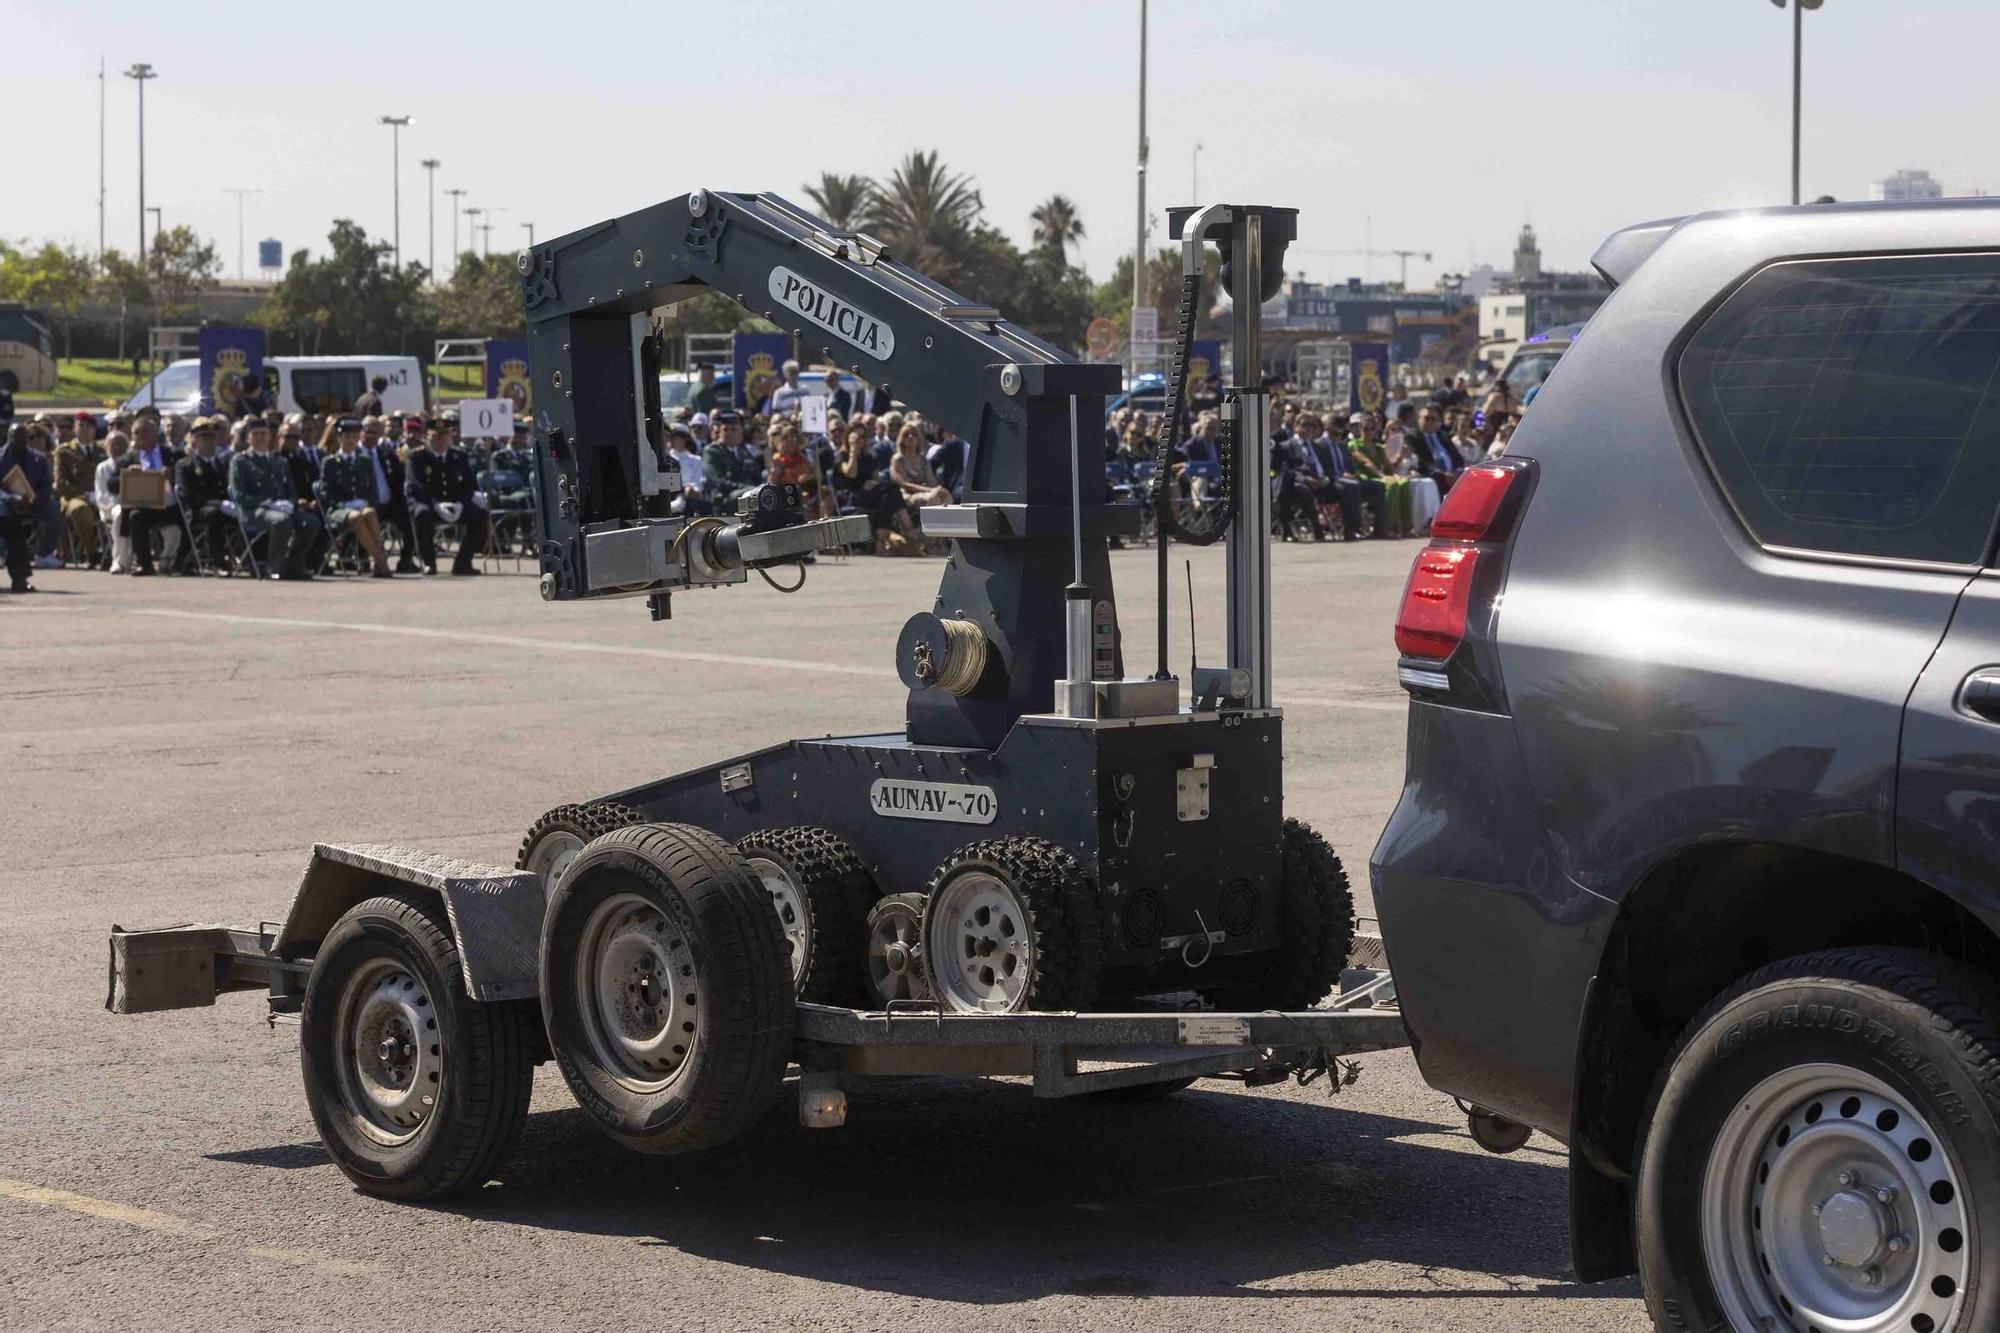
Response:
459,398,514,439
800,395,829,436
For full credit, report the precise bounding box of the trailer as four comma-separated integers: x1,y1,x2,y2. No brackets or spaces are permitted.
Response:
106,841,1411,1197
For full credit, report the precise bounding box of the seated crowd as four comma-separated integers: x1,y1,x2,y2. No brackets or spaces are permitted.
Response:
0,359,1525,595
0,403,538,591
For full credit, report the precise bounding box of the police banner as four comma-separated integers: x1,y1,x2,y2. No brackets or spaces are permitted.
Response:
732,333,787,411
485,340,532,414
197,326,265,417
1349,340,1390,416
1185,339,1221,401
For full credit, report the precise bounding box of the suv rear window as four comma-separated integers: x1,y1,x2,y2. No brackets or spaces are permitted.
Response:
1679,254,2000,564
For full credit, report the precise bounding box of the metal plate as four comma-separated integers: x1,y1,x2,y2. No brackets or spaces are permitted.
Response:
1178,1015,1251,1045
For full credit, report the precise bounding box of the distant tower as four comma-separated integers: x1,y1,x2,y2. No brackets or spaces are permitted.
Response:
1512,223,1542,283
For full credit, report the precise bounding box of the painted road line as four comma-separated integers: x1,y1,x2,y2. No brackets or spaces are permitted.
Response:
0,1177,378,1277
131,609,1410,711
134,608,879,677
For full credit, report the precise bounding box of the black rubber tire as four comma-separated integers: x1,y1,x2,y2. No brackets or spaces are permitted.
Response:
920,837,1101,1013
1200,818,1354,1011
735,826,875,1007
1637,948,2000,1333
299,892,536,1200
540,822,794,1155
516,800,648,877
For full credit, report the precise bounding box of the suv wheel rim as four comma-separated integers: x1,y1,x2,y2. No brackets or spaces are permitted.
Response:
1703,1063,1969,1333
927,871,1032,1013
576,893,701,1092
526,830,585,884
334,959,441,1145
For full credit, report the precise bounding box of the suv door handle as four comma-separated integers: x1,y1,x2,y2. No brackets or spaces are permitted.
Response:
1963,671,2000,721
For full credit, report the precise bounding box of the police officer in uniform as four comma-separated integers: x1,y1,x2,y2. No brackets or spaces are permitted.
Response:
229,417,321,580
175,418,234,573
405,414,487,576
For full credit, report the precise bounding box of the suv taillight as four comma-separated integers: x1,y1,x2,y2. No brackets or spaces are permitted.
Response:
1394,463,1524,663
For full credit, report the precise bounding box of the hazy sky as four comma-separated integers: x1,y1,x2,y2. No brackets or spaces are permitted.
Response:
8,0,1996,293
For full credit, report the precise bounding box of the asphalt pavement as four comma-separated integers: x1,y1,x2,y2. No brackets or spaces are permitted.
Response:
0,539,1648,1331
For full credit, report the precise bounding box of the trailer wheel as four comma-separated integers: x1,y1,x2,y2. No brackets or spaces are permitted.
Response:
736,827,874,1006
516,801,646,884
299,892,535,1200
1637,949,2000,1333
921,837,1100,1014
540,823,794,1154
864,892,932,1006
1200,818,1353,1011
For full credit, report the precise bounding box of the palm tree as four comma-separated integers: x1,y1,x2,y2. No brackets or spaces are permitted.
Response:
861,150,982,274
1030,195,1084,264
803,172,873,232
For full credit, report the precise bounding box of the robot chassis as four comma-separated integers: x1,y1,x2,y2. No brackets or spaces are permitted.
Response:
103,191,1417,1202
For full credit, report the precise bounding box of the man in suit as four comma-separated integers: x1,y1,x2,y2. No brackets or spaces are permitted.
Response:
928,428,969,501
1295,411,1386,541
0,422,54,591
121,412,187,576
363,415,420,572
230,417,321,580
405,416,488,576
822,369,853,420
280,414,329,571
1413,406,1465,495
174,418,234,573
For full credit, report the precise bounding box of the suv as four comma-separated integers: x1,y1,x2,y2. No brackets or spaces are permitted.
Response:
1373,198,2000,1333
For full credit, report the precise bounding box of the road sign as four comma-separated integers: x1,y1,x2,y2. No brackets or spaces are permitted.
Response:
1085,317,1120,360
459,397,514,439
1130,307,1160,343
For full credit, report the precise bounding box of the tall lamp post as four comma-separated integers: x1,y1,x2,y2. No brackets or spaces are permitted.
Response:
420,158,441,278
1192,141,1203,201
1770,0,1824,205
124,63,157,264
379,114,413,267
223,187,260,279
1133,0,1148,319
444,188,468,274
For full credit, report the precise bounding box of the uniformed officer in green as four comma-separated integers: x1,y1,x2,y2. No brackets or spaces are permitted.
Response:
317,416,394,577
229,417,322,580
52,411,104,568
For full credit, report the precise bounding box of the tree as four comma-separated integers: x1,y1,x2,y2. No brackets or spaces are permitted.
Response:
1029,195,1084,264
434,252,524,337
803,173,873,231
254,220,432,355
0,242,96,356
146,226,220,321
862,150,982,281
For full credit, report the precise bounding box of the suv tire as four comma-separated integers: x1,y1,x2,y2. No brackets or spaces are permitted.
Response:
1638,948,2000,1333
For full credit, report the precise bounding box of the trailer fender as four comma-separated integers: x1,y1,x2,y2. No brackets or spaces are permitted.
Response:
272,844,546,1002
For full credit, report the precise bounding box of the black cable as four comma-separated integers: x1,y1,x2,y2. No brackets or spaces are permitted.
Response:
1146,269,1235,548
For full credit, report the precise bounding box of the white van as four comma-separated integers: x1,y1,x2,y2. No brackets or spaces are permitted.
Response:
122,355,426,417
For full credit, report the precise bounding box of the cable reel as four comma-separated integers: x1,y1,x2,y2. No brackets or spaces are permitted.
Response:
895,612,991,697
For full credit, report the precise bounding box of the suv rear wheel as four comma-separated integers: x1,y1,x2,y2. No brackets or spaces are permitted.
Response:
1638,949,2000,1333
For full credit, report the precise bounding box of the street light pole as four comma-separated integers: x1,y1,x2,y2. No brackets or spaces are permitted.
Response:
124,63,156,265
379,114,413,267
420,158,440,278
1192,141,1203,201
1770,0,1823,205
223,188,260,279
444,188,468,274
1133,0,1148,317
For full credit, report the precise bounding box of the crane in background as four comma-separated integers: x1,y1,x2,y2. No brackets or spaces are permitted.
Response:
1298,245,1433,289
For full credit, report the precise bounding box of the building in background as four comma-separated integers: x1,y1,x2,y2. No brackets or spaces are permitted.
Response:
1870,169,1945,201
1474,224,1609,370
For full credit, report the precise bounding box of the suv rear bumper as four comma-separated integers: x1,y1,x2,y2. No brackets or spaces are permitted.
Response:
1370,700,1613,1138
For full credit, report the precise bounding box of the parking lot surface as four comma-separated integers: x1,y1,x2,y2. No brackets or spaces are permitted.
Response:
0,542,1647,1331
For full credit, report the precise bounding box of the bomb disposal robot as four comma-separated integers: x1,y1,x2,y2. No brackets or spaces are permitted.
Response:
107,193,1430,1202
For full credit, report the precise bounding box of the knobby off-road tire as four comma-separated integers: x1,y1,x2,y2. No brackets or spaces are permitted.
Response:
1201,818,1354,1012
736,826,875,1007
516,800,648,882
920,837,1102,1014
1638,948,2000,1333
299,893,536,1200
540,823,794,1155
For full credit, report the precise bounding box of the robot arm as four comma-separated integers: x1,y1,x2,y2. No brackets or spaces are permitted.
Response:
522,189,1116,611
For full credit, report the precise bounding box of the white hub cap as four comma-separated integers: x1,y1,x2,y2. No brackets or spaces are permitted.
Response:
1703,1064,1970,1333
744,856,810,989
927,870,1034,1013
526,830,586,885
